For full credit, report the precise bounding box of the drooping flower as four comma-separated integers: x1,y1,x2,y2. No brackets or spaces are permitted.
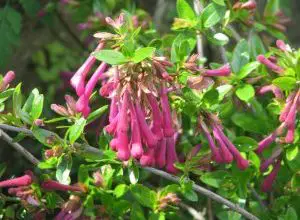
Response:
257,55,284,74
55,195,83,220
202,63,231,77
41,180,85,192
198,114,249,170
256,85,284,100
261,159,281,192
0,173,32,188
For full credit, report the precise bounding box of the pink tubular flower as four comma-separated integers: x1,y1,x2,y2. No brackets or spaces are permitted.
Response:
115,91,130,161
260,147,282,172
256,85,284,99
214,124,249,170
161,88,175,137
156,138,167,168
41,180,84,192
257,55,284,74
165,135,179,174
261,159,281,192
276,40,287,52
147,94,164,139
279,93,295,122
199,121,223,163
0,174,32,188
130,103,144,159
75,95,90,118
285,123,295,143
202,63,231,77
108,96,119,123
256,133,277,155
135,102,159,148
70,42,104,96
140,148,156,166
212,127,233,164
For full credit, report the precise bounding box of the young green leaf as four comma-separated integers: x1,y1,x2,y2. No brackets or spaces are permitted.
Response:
69,117,86,144
176,0,196,20
272,77,296,91
93,50,128,65
235,84,255,102
86,105,108,124
130,184,157,209
201,3,226,28
231,39,249,73
132,47,155,63
237,61,260,79
56,154,72,185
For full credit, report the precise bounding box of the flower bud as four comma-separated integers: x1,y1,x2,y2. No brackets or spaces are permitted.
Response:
203,64,231,77
261,159,281,192
257,55,284,74
140,148,156,167
156,139,167,168
41,180,84,192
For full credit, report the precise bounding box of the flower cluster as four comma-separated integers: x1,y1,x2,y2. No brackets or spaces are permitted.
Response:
0,171,40,206
198,114,249,170
102,63,179,173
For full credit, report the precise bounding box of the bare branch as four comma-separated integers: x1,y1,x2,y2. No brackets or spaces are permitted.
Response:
179,203,206,220
0,129,40,165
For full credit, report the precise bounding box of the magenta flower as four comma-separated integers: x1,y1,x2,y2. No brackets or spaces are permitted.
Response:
0,174,32,188
70,42,104,96
161,88,175,137
202,63,231,77
156,138,167,168
257,55,284,74
261,159,281,192
147,94,164,139
256,85,284,99
41,180,84,192
260,147,282,172
165,134,179,174
140,148,156,167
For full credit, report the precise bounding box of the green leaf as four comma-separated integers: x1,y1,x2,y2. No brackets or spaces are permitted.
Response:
0,88,14,104
213,0,225,6
132,47,155,63
181,181,198,202
130,203,146,220
272,77,296,91
284,207,298,220
201,3,226,28
27,89,44,120
249,33,266,58
56,154,72,185
213,33,229,46
130,184,157,209
13,83,22,117
69,117,86,144
32,126,62,147
86,105,108,124
231,39,249,73
286,146,298,161
235,84,255,102
237,61,260,79
93,50,128,65
200,171,229,188
231,112,268,134
78,165,90,186
176,0,196,20
114,184,129,198
291,173,300,191
234,136,258,152
217,211,241,220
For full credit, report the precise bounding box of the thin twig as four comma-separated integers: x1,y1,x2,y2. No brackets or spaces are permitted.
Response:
0,124,259,220
179,203,206,220
0,129,40,165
